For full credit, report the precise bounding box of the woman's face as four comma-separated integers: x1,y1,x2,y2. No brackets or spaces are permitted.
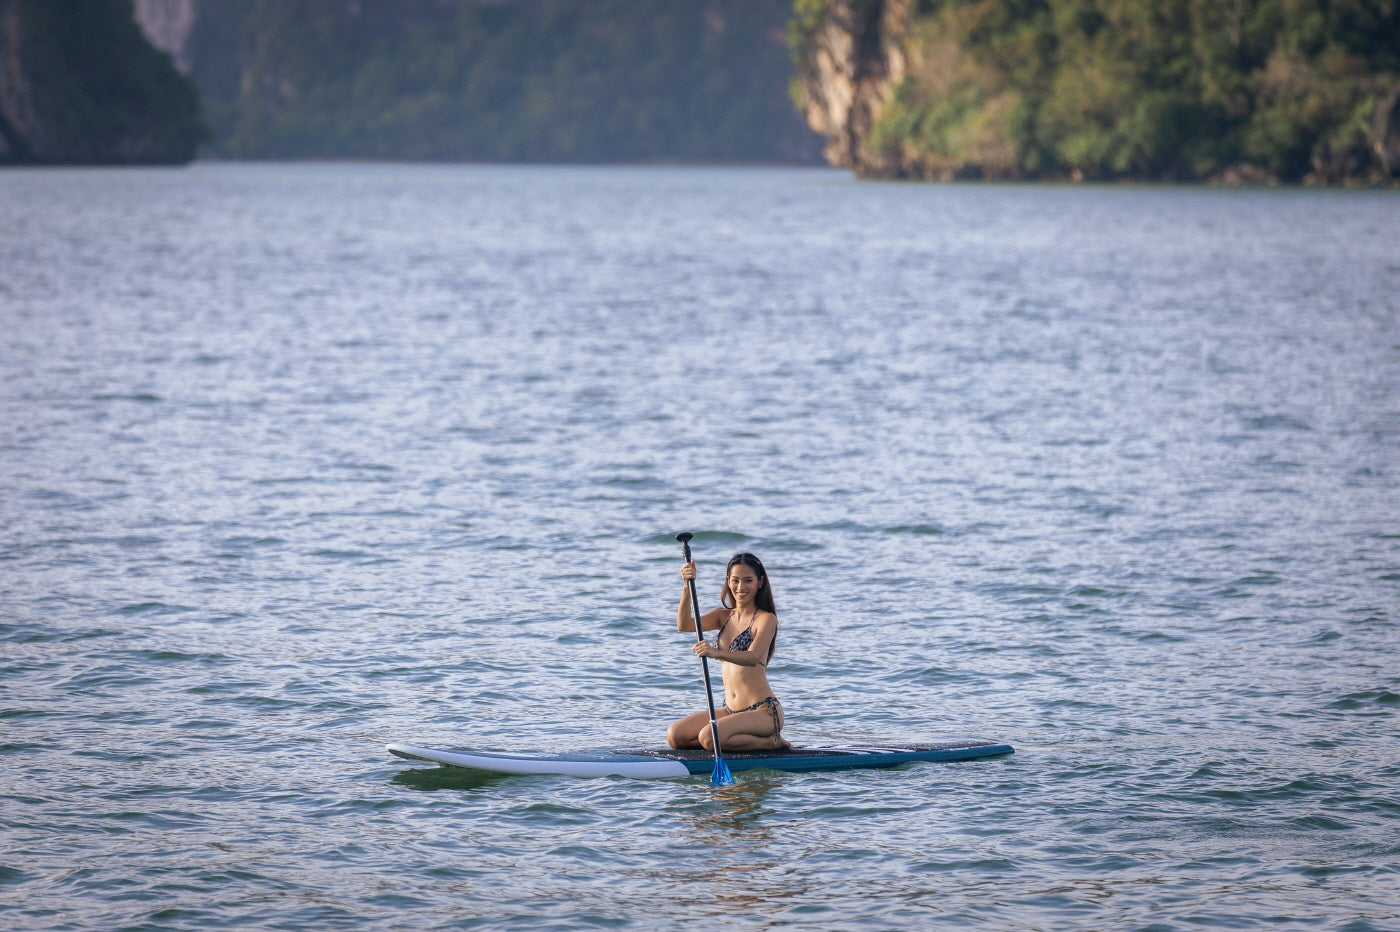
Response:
727,563,762,607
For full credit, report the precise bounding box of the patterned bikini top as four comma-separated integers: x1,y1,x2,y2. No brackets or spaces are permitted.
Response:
720,611,776,663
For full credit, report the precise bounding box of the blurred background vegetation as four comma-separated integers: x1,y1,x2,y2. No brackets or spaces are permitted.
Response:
185,0,821,163
818,0,1400,183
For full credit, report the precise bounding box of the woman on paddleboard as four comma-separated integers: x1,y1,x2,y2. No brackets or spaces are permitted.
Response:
667,552,790,752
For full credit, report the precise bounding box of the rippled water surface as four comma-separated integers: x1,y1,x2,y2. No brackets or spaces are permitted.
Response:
2,164,1399,931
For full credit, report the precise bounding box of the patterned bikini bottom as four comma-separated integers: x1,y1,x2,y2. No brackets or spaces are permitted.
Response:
719,696,782,736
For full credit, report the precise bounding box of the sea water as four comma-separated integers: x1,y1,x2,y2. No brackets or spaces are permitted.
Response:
1,163,1397,931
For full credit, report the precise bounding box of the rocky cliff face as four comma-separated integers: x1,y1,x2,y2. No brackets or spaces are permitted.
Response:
790,0,907,176
133,0,196,72
0,0,41,159
0,0,202,165
1368,86,1400,179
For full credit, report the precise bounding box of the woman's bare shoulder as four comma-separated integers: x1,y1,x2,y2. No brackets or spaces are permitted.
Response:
699,606,730,629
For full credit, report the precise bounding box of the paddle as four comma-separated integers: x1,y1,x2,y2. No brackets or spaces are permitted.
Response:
675,532,735,787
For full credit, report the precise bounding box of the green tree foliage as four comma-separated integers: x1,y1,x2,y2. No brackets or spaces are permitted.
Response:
187,0,820,162
3,0,203,164
861,0,1400,181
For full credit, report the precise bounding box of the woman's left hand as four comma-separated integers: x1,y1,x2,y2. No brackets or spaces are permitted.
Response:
692,641,716,659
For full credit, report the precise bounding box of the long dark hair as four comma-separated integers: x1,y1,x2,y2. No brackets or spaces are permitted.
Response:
720,552,777,615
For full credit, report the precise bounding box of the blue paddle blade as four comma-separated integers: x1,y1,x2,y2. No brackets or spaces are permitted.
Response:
710,754,735,787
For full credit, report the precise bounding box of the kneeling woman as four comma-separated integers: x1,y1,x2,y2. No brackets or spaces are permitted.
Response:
666,552,790,752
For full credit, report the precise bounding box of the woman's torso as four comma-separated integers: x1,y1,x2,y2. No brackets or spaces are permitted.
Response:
716,610,777,709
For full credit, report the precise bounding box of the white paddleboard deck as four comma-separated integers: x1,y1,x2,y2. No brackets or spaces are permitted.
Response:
387,738,1013,779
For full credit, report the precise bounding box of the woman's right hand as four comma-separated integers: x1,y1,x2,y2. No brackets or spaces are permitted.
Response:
676,561,699,631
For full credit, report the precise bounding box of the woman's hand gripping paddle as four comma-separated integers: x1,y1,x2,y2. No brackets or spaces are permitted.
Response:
676,533,736,787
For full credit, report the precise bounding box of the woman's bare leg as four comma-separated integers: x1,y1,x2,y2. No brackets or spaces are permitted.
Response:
695,708,790,752
666,709,716,749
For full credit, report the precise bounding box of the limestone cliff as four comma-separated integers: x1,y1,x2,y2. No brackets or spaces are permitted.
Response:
790,0,907,176
0,1,40,160
0,0,202,165
133,0,196,73
1366,85,1400,179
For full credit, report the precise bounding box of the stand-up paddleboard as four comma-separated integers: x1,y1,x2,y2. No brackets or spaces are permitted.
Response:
387,738,1013,779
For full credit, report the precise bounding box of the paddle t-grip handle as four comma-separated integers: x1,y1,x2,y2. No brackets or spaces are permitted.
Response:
675,533,702,640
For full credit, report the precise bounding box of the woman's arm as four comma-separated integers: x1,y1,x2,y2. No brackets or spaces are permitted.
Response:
676,561,726,632
693,612,776,666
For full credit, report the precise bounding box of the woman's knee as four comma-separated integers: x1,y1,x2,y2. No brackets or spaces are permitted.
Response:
666,720,694,749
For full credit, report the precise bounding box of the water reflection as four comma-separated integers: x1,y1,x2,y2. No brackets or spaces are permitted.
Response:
390,764,513,792
686,771,782,832
661,772,800,916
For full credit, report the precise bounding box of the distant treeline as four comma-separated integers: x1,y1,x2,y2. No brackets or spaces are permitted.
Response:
794,0,1400,183
187,0,822,163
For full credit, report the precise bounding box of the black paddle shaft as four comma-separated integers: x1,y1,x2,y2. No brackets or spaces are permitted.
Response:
676,533,725,751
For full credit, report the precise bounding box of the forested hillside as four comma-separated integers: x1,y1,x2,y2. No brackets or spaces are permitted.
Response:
184,0,822,163
792,0,1400,183
9,0,1394,178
